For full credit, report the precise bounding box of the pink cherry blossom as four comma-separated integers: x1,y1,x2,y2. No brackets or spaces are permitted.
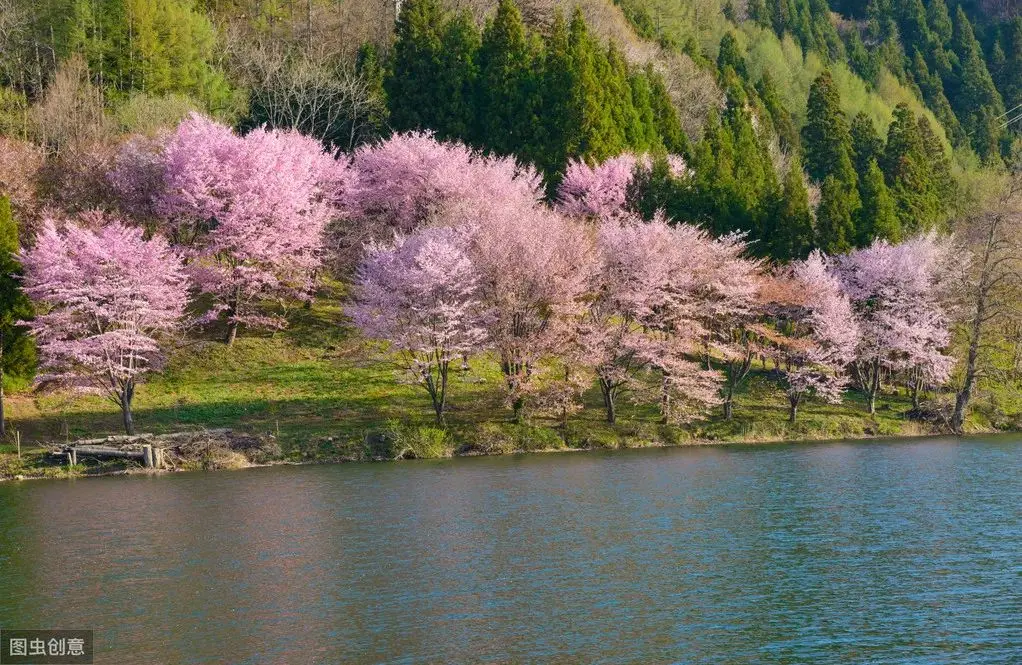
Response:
20,214,188,434
350,226,489,424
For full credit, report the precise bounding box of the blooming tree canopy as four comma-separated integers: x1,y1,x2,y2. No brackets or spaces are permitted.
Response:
766,252,858,422
118,113,341,343
466,201,596,422
336,131,543,266
20,215,188,435
350,226,489,424
833,233,956,412
581,213,723,424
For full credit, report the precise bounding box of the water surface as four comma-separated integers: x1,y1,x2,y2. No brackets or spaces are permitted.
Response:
1,437,1020,663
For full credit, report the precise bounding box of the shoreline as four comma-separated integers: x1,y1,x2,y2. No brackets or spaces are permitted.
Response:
3,426,1003,483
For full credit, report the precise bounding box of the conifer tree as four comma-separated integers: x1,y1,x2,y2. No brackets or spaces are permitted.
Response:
802,72,856,187
757,73,798,152
771,156,815,260
882,104,942,233
648,66,688,155
850,112,883,176
0,195,35,439
947,7,1006,160
717,33,747,80
816,175,856,255
387,0,465,137
477,0,539,155
856,159,900,244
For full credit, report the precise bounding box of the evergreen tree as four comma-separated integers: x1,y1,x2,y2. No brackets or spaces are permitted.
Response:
770,156,815,260
476,0,540,155
757,72,798,152
568,9,623,162
947,7,1006,160
917,116,956,214
647,65,688,155
539,12,578,176
437,11,482,142
910,50,964,146
0,195,35,439
387,0,474,139
856,158,900,244
816,175,856,255
926,0,953,46
801,71,856,186
717,33,747,80
882,104,942,233
850,111,883,176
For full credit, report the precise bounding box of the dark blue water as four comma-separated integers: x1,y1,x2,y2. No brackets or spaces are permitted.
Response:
1,437,1020,664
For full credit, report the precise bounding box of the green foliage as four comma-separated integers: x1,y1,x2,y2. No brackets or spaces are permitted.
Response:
49,0,230,106
856,158,900,244
882,104,947,233
769,156,814,260
0,196,36,395
801,71,856,186
815,175,856,254
387,0,479,142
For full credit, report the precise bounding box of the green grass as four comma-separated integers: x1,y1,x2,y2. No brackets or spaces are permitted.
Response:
1,286,940,471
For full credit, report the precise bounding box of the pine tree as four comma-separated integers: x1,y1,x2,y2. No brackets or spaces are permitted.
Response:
387,0,461,136
757,72,798,152
802,71,856,187
948,7,1006,161
882,104,942,233
539,12,578,176
647,65,688,155
816,175,856,255
771,156,815,260
917,116,956,215
850,112,883,176
477,0,539,155
857,158,900,244
0,195,35,439
717,33,747,80
437,11,482,142
926,0,953,46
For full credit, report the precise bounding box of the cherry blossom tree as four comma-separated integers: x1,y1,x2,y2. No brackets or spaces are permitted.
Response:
20,215,188,435
350,226,489,425
581,213,723,424
465,202,596,423
336,131,543,267
115,113,342,344
765,253,858,423
692,232,763,420
832,234,957,413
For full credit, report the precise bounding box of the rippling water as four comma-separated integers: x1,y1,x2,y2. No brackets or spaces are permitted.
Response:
1,436,1021,664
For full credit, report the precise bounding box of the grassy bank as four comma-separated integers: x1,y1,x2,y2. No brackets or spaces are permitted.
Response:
0,290,951,480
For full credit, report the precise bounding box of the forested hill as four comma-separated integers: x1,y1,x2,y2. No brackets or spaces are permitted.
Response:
0,0,1019,259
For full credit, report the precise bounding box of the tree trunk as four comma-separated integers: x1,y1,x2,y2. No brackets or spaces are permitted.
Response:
512,397,525,424
600,379,616,425
723,395,733,421
953,295,986,433
120,382,136,436
788,396,799,423
225,320,239,346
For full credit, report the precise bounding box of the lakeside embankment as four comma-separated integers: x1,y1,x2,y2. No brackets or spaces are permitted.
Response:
1,422,966,482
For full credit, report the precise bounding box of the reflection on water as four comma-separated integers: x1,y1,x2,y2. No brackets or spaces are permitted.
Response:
1,437,1021,664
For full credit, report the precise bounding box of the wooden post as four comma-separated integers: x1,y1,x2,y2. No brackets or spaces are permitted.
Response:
70,448,77,465
142,444,154,469
66,452,73,467
154,447,164,469
15,430,20,459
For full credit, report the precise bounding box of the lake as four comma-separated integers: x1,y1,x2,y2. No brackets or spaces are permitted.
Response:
1,437,1020,664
